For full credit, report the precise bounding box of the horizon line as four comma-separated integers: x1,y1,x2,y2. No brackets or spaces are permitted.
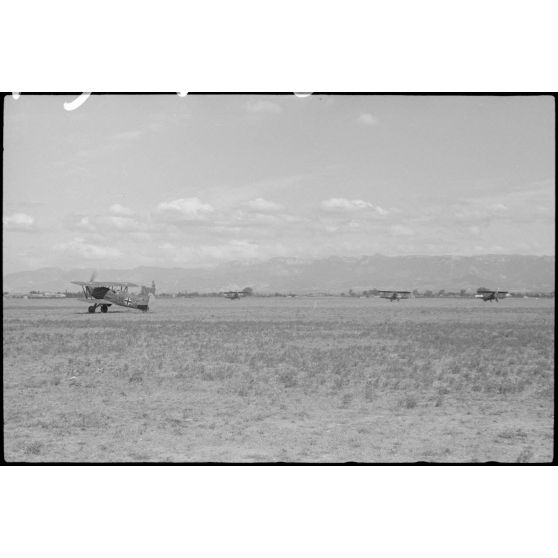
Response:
3,252,556,276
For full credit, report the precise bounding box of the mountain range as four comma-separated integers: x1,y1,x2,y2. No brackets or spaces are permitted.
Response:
3,255,554,294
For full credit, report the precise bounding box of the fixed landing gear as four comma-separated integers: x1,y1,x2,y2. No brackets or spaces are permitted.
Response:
88,304,109,313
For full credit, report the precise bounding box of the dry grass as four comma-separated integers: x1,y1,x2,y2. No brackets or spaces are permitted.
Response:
3,297,554,462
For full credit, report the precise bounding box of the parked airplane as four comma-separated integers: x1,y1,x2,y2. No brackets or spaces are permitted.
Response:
475,289,509,302
222,287,253,300
378,291,411,302
223,291,246,300
378,290,411,302
71,273,155,313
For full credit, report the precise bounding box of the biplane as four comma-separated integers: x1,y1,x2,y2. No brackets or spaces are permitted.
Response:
475,289,509,302
223,291,246,300
71,273,155,313
378,290,411,302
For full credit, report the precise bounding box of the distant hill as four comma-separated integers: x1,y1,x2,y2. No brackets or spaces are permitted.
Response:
2,255,555,294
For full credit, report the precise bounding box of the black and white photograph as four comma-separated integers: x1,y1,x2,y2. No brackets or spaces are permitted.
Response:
2,2,557,556
3,93,554,463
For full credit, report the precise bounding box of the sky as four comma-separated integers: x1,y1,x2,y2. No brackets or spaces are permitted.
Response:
3,94,555,273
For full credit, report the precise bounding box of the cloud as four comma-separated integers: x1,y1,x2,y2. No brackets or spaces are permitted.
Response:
76,216,95,231
390,225,414,236
72,213,145,233
103,216,144,231
155,198,215,222
158,239,260,265
109,204,134,216
490,203,508,214
246,198,282,212
358,113,378,126
448,181,554,227
201,239,259,260
240,212,282,226
3,213,35,231
321,198,389,215
451,194,541,225
70,129,145,163
53,238,122,260
245,99,283,114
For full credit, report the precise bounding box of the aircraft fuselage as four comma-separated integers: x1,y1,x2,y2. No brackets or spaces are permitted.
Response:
73,281,153,313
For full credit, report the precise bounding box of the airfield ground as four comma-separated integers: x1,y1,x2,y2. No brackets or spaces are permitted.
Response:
3,297,554,462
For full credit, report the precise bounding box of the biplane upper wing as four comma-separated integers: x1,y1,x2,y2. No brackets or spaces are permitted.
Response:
71,281,139,287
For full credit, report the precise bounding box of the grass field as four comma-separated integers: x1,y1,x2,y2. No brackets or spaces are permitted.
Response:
3,296,554,462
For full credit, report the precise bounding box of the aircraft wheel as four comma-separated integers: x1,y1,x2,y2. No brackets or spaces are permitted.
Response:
88,306,95,313
101,305,108,313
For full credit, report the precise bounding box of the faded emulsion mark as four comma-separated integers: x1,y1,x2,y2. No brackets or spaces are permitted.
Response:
10,91,314,111
11,91,189,111
63,93,91,111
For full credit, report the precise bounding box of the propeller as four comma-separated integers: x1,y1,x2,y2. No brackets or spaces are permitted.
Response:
148,281,156,300
84,270,97,297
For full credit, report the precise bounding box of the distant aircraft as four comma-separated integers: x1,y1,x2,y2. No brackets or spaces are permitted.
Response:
27,291,66,299
378,290,411,302
475,288,509,302
223,291,246,300
223,287,253,300
71,272,155,313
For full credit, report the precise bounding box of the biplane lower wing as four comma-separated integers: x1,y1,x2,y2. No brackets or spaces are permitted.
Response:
78,298,113,306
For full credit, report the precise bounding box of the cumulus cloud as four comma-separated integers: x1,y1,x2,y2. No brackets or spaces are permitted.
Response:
104,216,144,231
358,113,378,126
246,198,282,212
155,198,215,221
73,213,145,233
321,198,388,215
245,99,283,114
109,204,134,216
3,213,35,231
